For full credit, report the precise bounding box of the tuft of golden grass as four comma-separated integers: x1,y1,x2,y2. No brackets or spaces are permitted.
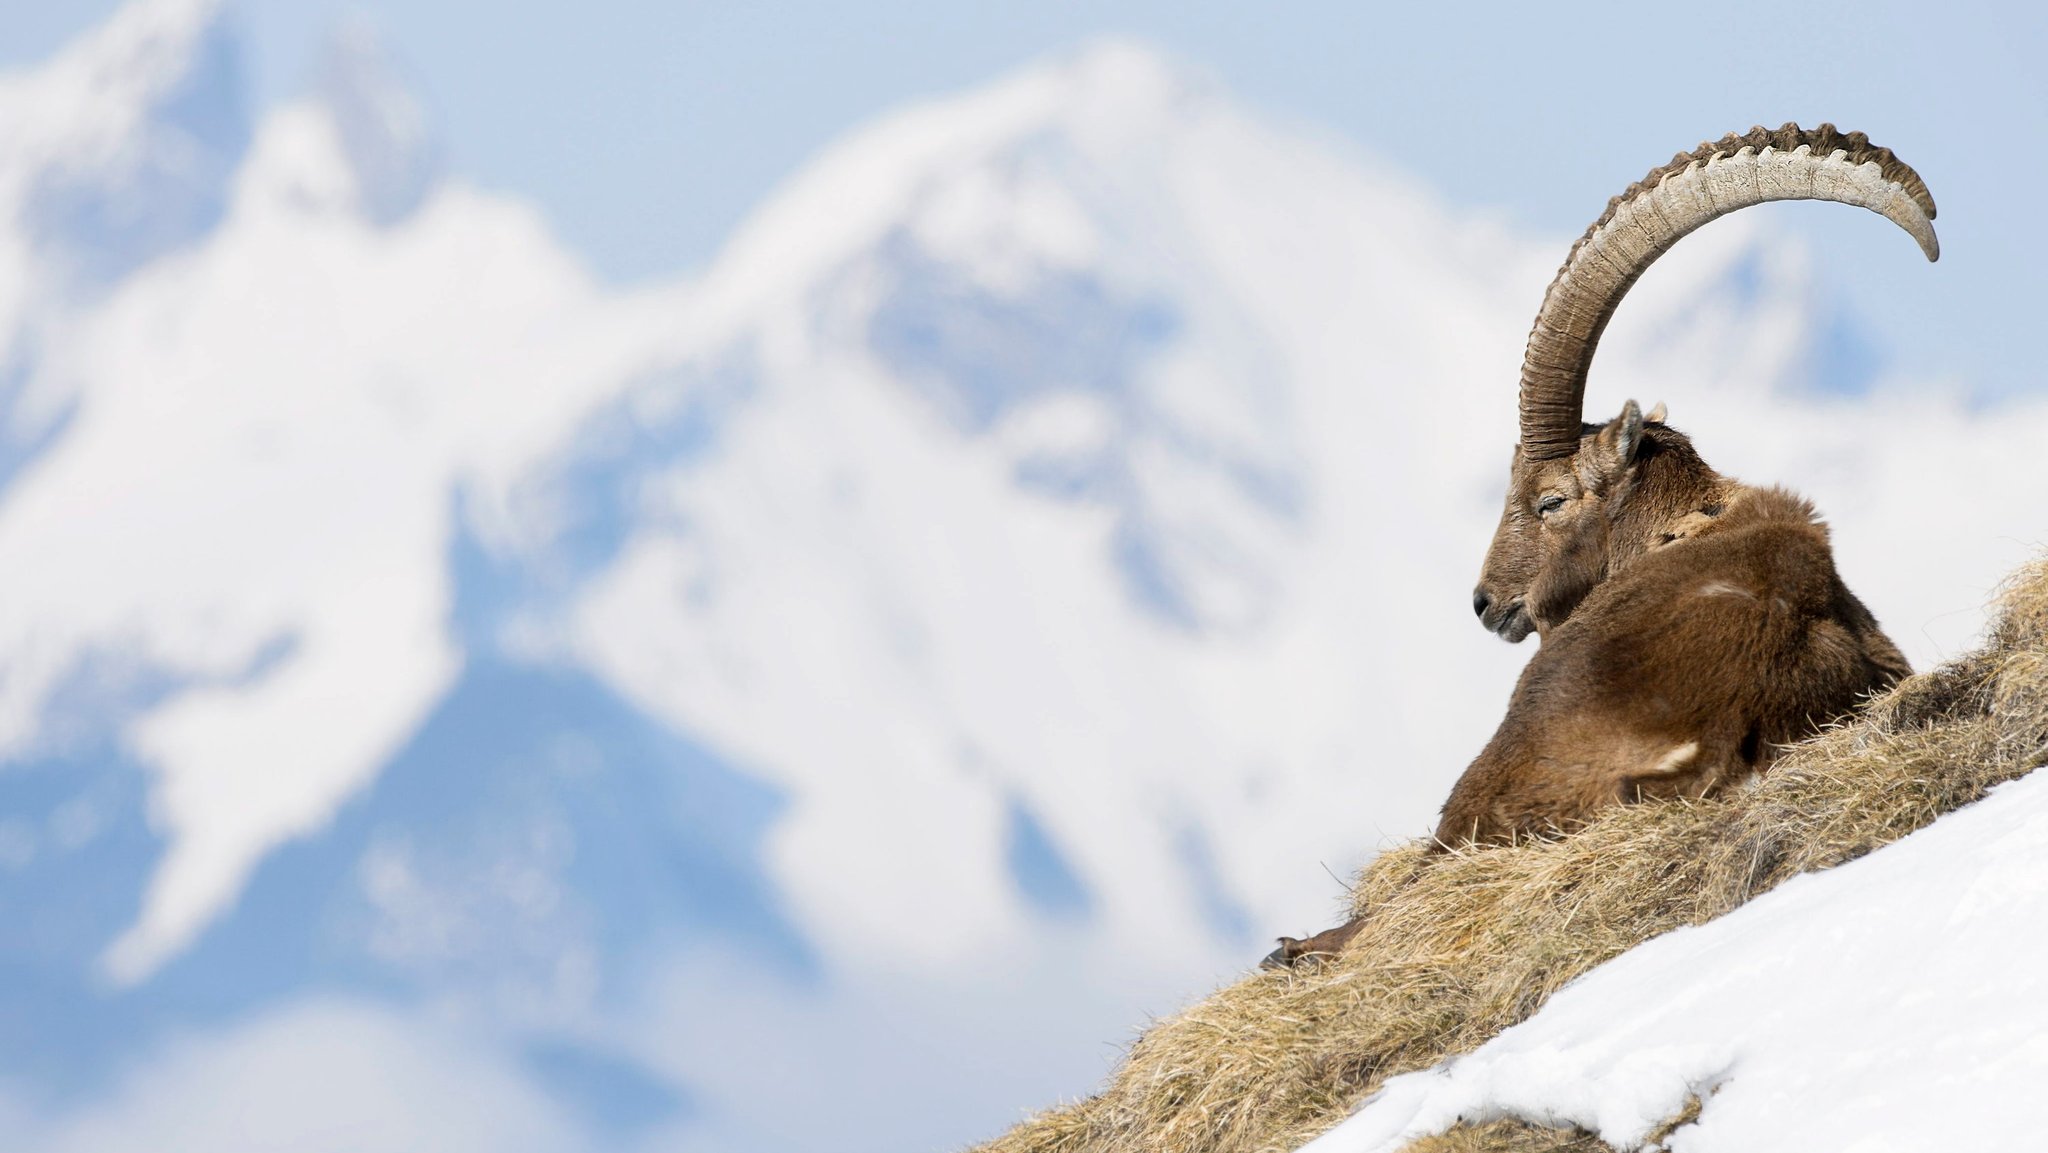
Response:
1400,1096,1700,1153
1399,1119,1603,1153
970,557,2048,1153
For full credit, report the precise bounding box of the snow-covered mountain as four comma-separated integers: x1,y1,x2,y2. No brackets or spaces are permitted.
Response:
1,2,2043,1151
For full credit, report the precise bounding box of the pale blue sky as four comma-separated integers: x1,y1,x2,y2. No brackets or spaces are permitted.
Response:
5,0,2043,394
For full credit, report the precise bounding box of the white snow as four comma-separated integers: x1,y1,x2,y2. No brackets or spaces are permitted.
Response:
1305,769,2048,1153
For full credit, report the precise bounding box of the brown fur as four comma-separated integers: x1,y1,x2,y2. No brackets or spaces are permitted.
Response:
1441,479,1907,846
1269,404,1907,967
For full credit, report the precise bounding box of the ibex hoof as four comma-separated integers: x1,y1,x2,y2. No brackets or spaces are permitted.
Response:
1262,918,1366,970
1260,937,1303,971
1261,934,1338,971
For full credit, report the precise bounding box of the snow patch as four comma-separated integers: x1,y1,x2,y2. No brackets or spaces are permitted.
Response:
1309,771,2048,1151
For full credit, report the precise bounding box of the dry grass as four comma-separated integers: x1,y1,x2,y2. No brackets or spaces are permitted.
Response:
1399,1119,1604,1153
1399,1097,1700,1153
970,556,2048,1153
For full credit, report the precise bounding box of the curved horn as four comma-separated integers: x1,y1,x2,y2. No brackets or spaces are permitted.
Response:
1519,123,1939,461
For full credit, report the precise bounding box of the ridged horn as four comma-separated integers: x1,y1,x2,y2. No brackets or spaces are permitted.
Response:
1518,123,1939,461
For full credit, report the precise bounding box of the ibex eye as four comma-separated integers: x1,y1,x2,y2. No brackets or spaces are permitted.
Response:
1537,495,1566,515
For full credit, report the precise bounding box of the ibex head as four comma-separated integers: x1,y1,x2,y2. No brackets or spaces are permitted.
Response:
1475,399,1682,641
1470,124,1939,643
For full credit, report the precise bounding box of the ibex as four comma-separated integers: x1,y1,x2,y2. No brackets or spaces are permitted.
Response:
1271,125,1930,968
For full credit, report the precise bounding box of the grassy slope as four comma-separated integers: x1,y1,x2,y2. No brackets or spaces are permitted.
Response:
972,556,2048,1153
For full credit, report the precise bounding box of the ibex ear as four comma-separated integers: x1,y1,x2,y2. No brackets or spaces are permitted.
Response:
1580,400,1644,486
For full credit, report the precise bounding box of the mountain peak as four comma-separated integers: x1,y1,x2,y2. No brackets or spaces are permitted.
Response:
6,0,248,286
700,37,1215,321
315,15,441,226
1048,37,1214,114
48,0,227,90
